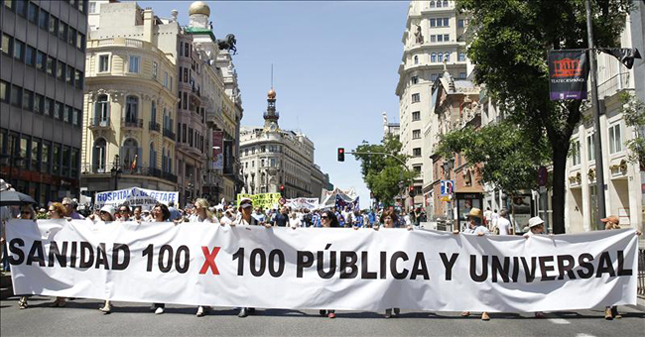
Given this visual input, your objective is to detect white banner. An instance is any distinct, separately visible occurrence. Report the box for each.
[94,187,179,209]
[6,220,638,312]
[285,198,320,211]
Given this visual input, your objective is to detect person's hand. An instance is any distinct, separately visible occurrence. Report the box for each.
[406,225,413,231]
[477,232,484,236]
[353,226,359,231]
[264,223,272,229]
[373,226,380,231]
[452,230,460,235]
[635,230,642,236]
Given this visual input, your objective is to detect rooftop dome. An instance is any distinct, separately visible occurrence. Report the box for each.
[189,1,210,16]
[267,89,276,99]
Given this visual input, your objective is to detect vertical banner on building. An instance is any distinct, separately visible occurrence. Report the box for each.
[223,140,233,174]
[548,49,589,100]
[212,131,223,170]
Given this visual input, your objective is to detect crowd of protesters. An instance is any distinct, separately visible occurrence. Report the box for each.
[0,179,639,321]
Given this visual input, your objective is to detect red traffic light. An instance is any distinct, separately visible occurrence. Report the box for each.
[337,148,345,162]
[280,185,284,191]
[409,186,414,192]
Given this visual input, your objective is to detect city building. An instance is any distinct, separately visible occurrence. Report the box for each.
[396,0,470,210]
[382,112,400,140]
[239,89,329,200]
[564,9,643,232]
[631,0,645,227]
[1,0,88,205]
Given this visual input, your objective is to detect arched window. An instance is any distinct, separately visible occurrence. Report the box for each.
[122,138,138,170]
[125,96,138,122]
[161,149,167,172]
[414,55,419,65]
[429,1,435,8]
[149,141,156,169]
[92,138,107,172]
[94,94,109,125]
[431,52,437,63]
[437,52,443,63]
[151,101,157,124]
[444,51,450,62]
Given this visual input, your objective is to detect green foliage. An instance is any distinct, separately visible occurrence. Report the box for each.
[354,135,416,205]
[437,121,550,194]
[456,0,633,233]
[619,92,645,170]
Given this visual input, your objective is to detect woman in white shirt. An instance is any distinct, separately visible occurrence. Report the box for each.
[189,199,217,317]
[288,211,301,229]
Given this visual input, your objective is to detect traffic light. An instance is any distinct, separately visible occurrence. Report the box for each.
[337,148,345,162]
[409,186,415,197]
[279,184,284,195]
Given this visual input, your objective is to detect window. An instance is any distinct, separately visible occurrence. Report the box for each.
[71,148,79,176]
[458,19,465,28]
[431,73,438,81]
[13,39,24,61]
[0,81,9,103]
[587,133,595,161]
[15,0,25,16]
[58,22,68,41]
[25,45,35,66]
[412,111,421,121]
[64,105,72,123]
[430,18,436,27]
[412,130,421,139]
[430,35,436,43]
[75,70,83,88]
[31,138,40,171]
[22,89,33,111]
[414,55,418,65]
[444,34,449,41]
[437,34,443,42]
[54,102,63,120]
[66,65,74,85]
[413,148,422,157]
[437,52,443,63]
[459,72,467,79]
[429,1,435,8]
[76,33,84,50]
[98,54,109,72]
[52,144,60,174]
[609,123,622,154]
[95,94,109,124]
[164,72,169,87]
[1,34,11,55]
[458,52,466,62]
[431,52,436,62]
[38,9,49,29]
[571,140,581,166]
[412,93,420,103]
[27,2,38,23]
[443,18,449,26]
[40,141,49,173]
[36,50,45,71]
[125,96,138,122]
[89,1,96,13]
[49,16,58,35]
[44,98,53,117]
[128,55,140,73]
[152,61,158,78]
[10,85,22,107]
[68,28,76,46]
[34,94,43,114]
[61,145,70,176]
[54,60,65,79]
[413,166,422,174]
[411,76,418,84]
[444,52,450,62]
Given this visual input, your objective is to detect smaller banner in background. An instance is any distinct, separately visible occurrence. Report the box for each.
[548,49,589,100]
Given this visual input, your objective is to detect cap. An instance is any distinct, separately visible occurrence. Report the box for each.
[600,215,619,224]
[100,205,115,218]
[239,197,253,209]
[528,216,545,228]
[467,208,482,219]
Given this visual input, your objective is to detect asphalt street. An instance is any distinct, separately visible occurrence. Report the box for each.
[1,296,644,336]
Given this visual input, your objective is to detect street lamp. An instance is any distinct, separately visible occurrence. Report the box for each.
[110,154,121,190]
[442,157,455,229]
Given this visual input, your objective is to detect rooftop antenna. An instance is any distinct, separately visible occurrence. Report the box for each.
[271,63,274,89]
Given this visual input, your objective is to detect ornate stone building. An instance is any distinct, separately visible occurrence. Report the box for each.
[239,89,329,200]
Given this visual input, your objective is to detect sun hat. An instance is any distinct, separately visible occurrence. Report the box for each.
[99,205,115,218]
[467,207,482,219]
[528,216,545,228]
[239,197,253,209]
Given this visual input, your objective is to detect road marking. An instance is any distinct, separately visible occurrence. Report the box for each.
[548,318,571,324]
[575,334,596,337]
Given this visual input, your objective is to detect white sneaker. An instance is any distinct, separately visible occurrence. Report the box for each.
[196,306,204,317]
[155,307,164,315]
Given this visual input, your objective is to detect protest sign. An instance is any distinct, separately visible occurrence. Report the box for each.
[285,198,320,211]
[236,193,282,209]
[94,187,178,209]
[6,220,638,312]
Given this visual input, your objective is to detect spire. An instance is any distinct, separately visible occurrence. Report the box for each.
[264,65,279,130]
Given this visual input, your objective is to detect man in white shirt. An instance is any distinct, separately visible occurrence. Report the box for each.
[483,207,493,228]
[496,209,513,235]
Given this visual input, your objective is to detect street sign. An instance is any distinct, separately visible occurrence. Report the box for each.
[538,166,548,186]
[440,196,451,202]
[440,180,454,196]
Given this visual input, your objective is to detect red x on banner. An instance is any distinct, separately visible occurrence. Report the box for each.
[199,246,220,275]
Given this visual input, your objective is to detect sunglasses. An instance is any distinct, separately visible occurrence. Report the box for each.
[119,210,129,213]
[21,211,31,215]
[100,211,109,215]
[321,216,329,219]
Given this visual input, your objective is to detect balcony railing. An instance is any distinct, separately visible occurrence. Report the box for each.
[163,128,175,140]
[122,119,143,129]
[149,121,161,132]
[81,163,177,184]
[89,118,110,129]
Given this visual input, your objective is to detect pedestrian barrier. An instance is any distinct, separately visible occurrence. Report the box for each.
[638,243,645,299]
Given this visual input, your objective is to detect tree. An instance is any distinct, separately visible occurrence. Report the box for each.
[437,121,550,225]
[618,92,645,170]
[459,0,633,233]
[354,135,416,206]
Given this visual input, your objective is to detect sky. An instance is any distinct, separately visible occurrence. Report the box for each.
[138,1,410,207]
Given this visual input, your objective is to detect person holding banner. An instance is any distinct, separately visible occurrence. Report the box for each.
[116,205,131,222]
[47,202,69,308]
[457,208,491,321]
[16,204,36,309]
[190,199,218,225]
[94,205,117,314]
[151,203,171,315]
[317,210,340,318]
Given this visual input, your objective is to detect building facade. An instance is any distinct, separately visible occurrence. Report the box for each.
[1,0,88,205]
[239,89,329,200]
[396,0,470,210]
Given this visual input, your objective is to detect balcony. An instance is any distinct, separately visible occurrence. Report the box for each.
[82,163,177,184]
[122,119,143,129]
[149,121,161,132]
[163,128,176,140]
[263,111,280,119]
[89,118,111,130]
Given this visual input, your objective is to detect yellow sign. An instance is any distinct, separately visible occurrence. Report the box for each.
[440,196,451,202]
[236,193,282,209]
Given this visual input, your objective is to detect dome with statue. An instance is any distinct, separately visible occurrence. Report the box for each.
[189,1,210,16]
